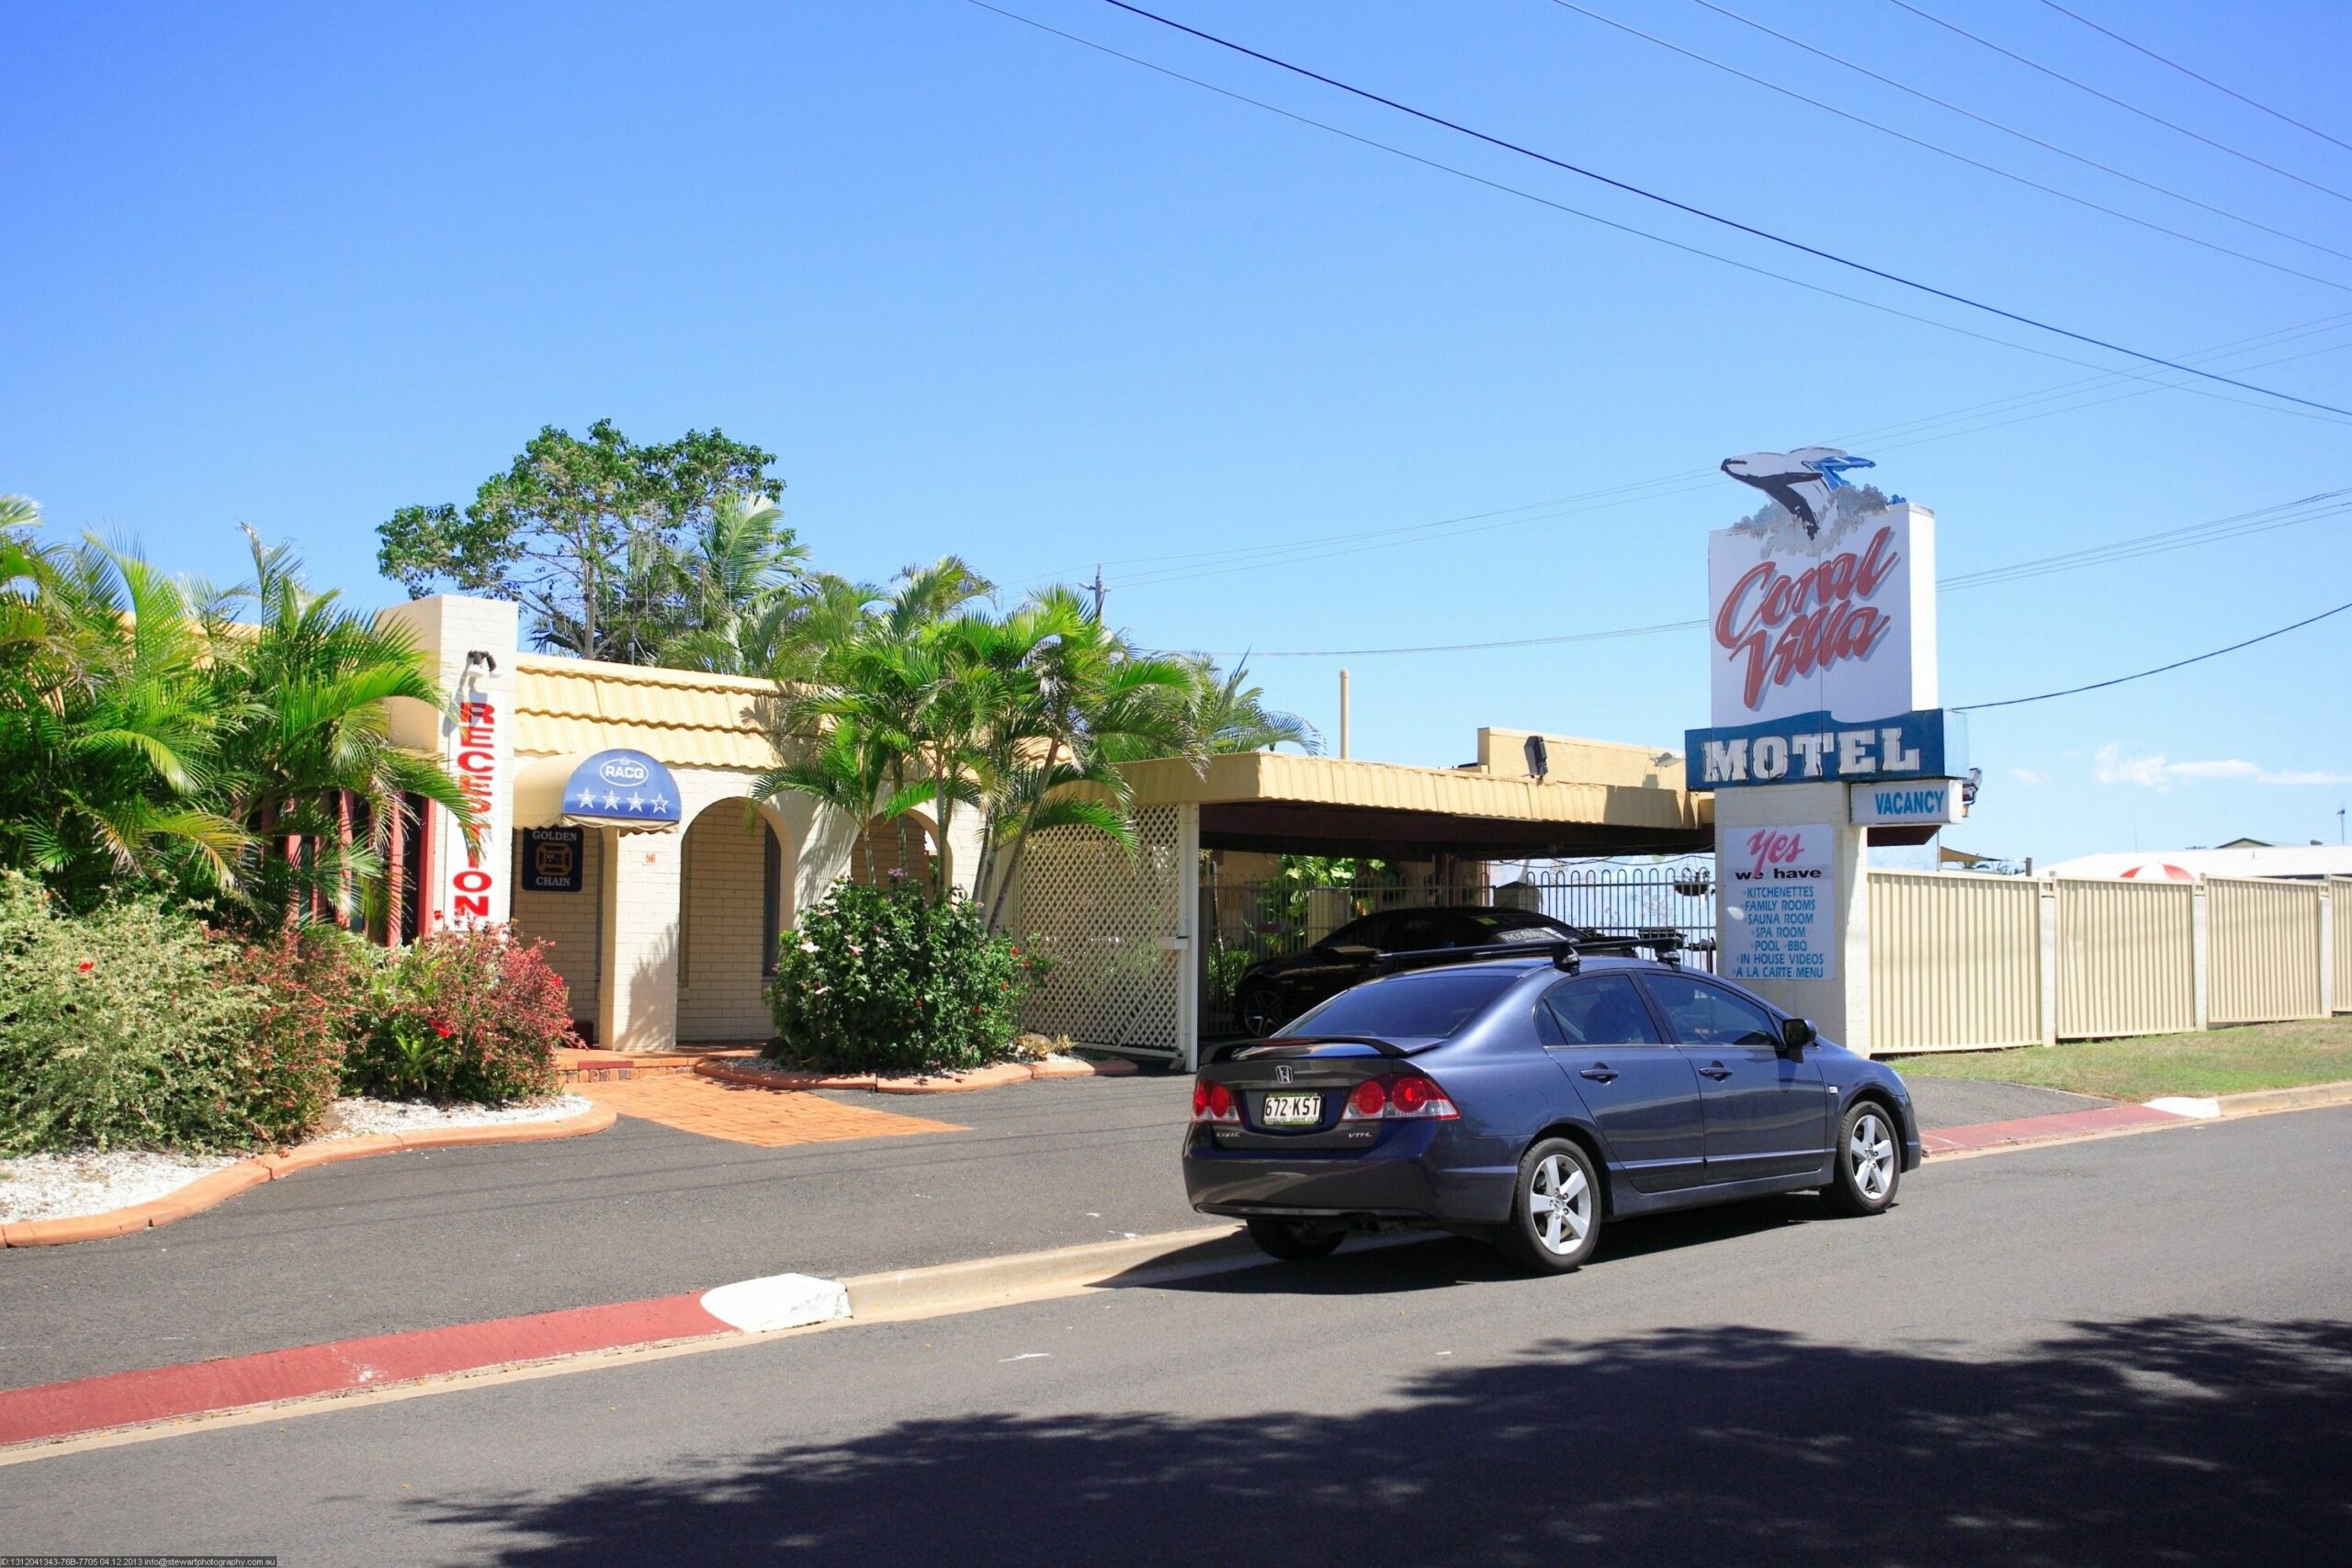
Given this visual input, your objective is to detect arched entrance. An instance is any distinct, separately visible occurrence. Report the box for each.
[847,811,941,891]
[678,799,791,1043]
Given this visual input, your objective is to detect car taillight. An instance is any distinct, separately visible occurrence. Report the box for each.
[1192,1077,1238,1123]
[1341,1071,1458,1122]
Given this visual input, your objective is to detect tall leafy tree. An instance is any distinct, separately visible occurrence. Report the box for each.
[377,419,785,662]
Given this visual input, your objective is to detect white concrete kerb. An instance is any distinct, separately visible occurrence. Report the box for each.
[699,1273,853,1334]
[2144,1096,2223,1121]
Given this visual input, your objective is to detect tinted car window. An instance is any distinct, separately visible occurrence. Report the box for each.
[1387,913,1451,951]
[1282,969,1521,1039]
[1322,914,1393,950]
[1643,973,1781,1046]
[1459,910,1566,945]
[1544,975,1664,1045]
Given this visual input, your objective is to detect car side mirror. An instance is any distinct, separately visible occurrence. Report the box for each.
[1326,943,1379,963]
[1780,1016,1816,1055]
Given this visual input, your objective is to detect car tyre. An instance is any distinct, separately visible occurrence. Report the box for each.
[1498,1137,1602,1274]
[1237,987,1287,1038]
[1245,1217,1345,1261]
[1825,1100,1900,1216]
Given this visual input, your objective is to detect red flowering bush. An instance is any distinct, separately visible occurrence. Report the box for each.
[218,926,366,1146]
[345,926,572,1102]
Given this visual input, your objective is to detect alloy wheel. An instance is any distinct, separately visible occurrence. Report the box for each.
[1527,1153,1592,1256]
[1849,1111,1894,1202]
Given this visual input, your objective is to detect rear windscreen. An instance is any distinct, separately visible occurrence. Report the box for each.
[1281,969,1521,1040]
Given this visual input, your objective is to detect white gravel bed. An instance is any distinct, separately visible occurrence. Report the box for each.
[0,1094,594,1225]
[0,1148,243,1226]
[322,1093,593,1138]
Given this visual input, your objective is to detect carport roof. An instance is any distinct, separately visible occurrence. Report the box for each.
[1118,752,1711,858]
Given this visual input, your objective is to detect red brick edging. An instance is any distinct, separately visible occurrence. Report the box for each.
[0,1106,619,1249]
[695,1055,1138,1095]
[1919,1102,2184,1156]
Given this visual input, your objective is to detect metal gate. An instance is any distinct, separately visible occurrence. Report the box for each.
[1197,864,1717,1038]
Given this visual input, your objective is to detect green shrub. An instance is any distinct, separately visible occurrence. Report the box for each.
[220,925,367,1146]
[767,882,1039,1074]
[0,871,265,1153]
[346,927,570,1102]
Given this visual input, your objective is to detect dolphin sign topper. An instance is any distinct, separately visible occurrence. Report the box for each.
[1720,448,1876,539]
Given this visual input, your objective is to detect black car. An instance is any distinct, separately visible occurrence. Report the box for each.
[1185,942,1921,1273]
[1230,905,1586,1037]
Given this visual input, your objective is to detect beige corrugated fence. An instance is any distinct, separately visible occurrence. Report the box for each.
[1868,870,2042,1054]
[2054,877,2196,1041]
[2335,879,2352,1014]
[2206,875,2324,1025]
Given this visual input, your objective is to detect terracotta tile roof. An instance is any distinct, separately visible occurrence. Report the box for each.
[512,654,782,772]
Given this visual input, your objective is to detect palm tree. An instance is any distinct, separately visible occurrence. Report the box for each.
[655,493,808,674]
[752,558,993,897]
[1125,656,1318,759]
[196,528,480,932]
[0,530,245,911]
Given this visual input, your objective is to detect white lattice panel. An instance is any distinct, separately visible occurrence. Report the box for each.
[1008,806,1185,1055]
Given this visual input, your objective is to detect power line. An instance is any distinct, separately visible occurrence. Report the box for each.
[1954,598,2352,711]
[2037,0,2352,158]
[1093,1,2352,419]
[1545,0,2352,294]
[1156,489,2352,656]
[1016,317,2352,594]
[1884,0,2352,205]
[1685,0,2352,268]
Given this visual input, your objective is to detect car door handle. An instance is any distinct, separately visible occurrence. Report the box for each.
[1698,1062,1734,1080]
[1579,1066,1619,1084]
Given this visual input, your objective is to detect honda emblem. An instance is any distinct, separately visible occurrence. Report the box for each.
[1274,1065,1292,1084]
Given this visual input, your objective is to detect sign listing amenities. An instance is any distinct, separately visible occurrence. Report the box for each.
[1723,825,1835,983]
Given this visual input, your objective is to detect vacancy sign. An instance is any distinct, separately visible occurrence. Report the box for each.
[1723,825,1834,982]
[1849,779,1966,828]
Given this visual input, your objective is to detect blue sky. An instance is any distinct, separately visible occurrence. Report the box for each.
[6,0,2348,863]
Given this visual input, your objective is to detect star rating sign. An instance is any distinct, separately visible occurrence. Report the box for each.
[602,790,621,810]
[572,787,600,809]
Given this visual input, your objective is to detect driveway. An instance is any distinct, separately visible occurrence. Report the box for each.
[0,1066,2089,1392]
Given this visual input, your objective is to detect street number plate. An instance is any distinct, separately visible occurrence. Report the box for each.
[1259,1092,1323,1126]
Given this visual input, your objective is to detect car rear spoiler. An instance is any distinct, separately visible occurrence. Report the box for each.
[1204,1035,1424,1066]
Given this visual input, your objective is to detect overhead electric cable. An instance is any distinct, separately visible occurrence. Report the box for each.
[1155,491,2352,656]
[1015,313,2352,591]
[1686,0,2352,267]
[1884,0,2352,205]
[1545,0,2352,293]
[2036,0,2352,157]
[1092,0,2352,419]
[1953,598,2352,710]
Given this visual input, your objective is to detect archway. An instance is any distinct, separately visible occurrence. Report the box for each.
[847,811,941,892]
[677,798,792,1044]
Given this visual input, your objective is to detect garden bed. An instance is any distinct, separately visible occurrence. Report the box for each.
[698,1053,1136,1095]
[0,1094,594,1228]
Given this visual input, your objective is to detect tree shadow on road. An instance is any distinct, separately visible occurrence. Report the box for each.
[434,1313,2351,1567]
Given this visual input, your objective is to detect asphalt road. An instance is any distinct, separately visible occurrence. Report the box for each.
[0,1071,2091,1391]
[4,1105,2344,1567]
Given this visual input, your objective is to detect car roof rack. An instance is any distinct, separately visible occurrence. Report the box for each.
[1361,929,1686,981]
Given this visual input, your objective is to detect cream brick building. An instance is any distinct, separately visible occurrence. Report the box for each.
[379,595,978,1052]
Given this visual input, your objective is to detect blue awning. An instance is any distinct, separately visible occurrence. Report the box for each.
[559,749,684,830]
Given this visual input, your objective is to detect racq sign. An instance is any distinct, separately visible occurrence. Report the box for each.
[1686,476,1957,791]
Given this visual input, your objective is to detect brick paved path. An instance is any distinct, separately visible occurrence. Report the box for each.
[581,1075,965,1147]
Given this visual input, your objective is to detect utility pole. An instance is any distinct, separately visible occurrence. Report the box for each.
[1340,668,1351,760]
[1087,567,1107,621]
